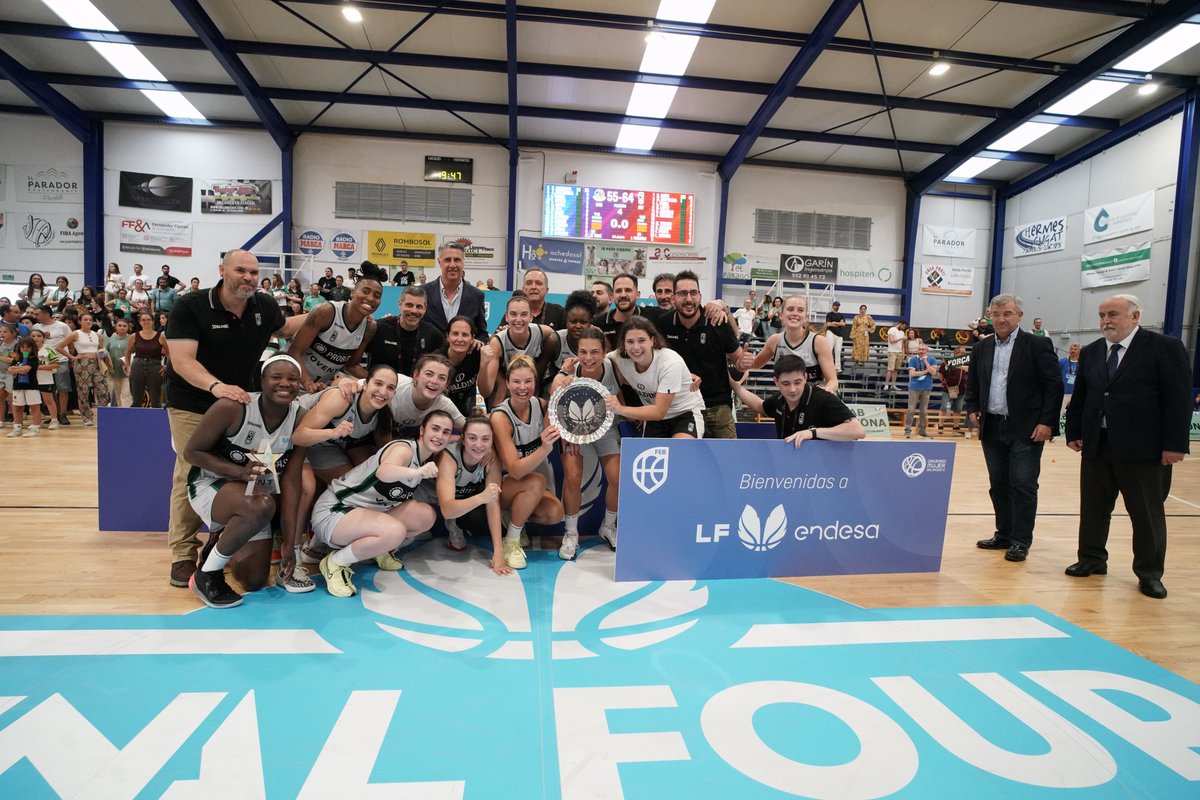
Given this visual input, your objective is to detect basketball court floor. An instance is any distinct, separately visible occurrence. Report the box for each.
[0,430,1197,798]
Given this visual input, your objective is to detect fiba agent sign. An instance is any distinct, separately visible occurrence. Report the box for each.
[779,253,839,283]
[618,440,955,580]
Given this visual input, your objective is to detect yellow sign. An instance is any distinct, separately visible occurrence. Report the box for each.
[366,230,436,267]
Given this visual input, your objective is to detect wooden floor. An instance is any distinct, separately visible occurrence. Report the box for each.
[1,422,1197,681]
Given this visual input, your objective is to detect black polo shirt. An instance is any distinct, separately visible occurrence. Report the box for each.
[657,311,740,408]
[825,310,846,338]
[591,304,666,351]
[318,276,337,298]
[165,281,286,414]
[368,317,445,377]
[762,385,854,440]
[393,270,416,286]
[531,301,567,331]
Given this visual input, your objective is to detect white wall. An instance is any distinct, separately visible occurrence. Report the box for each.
[913,194,993,328]
[1002,114,1187,350]
[0,113,85,290]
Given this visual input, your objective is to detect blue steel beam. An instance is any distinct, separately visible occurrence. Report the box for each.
[991,0,1158,16]
[900,189,919,322]
[506,0,519,290]
[1165,90,1199,339]
[0,50,93,142]
[0,21,1136,127]
[910,0,1200,195]
[714,175,731,301]
[1005,93,1187,197]
[989,194,1006,302]
[720,0,861,181]
[167,0,293,150]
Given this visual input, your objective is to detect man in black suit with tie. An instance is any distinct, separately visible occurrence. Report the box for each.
[964,294,1063,563]
[1063,294,1191,599]
[422,243,489,339]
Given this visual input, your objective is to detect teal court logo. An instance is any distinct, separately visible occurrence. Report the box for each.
[1,538,1198,798]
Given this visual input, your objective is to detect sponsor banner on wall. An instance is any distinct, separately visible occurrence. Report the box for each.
[119,217,193,257]
[520,236,584,274]
[920,263,974,296]
[779,253,839,283]
[648,246,705,264]
[118,171,193,213]
[200,179,272,214]
[16,165,82,203]
[846,403,891,439]
[1013,216,1066,257]
[1081,241,1151,288]
[1084,190,1154,245]
[616,439,954,581]
[722,252,777,280]
[17,212,84,249]
[0,165,6,199]
[294,228,363,263]
[367,230,436,267]
[921,225,977,259]
[582,243,648,278]
[445,235,504,267]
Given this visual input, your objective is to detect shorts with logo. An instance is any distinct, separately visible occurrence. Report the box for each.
[11,389,42,406]
[187,475,272,541]
[887,352,906,370]
[645,409,703,439]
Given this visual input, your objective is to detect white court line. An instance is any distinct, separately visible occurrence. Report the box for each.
[1167,493,1200,510]
[731,616,1068,649]
[0,629,341,657]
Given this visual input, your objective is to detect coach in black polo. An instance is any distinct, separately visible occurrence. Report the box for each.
[163,248,303,589]
[656,270,744,439]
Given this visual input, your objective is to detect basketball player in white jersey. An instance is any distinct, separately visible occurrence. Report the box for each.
[287,263,384,393]
[747,295,838,393]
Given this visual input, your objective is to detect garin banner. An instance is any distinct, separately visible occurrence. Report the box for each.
[616,439,954,581]
[118,171,193,213]
[779,253,839,283]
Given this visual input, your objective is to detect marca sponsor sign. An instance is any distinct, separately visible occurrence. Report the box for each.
[200,178,272,214]
[17,212,83,249]
[367,230,436,267]
[1084,190,1154,245]
[921,225,977,259]
[118,171,193,213]
[119,218,193,257]
[16,165,82,203]
[779,253,839,283]
[1081,241,1151,288]
[921,263,975,296]
[1013,216,1066,257]
[616,439,953,581]
[520,236,584,274]
[294,228,362,262]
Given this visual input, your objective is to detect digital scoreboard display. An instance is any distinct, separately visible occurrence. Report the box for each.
[542,183,694,245]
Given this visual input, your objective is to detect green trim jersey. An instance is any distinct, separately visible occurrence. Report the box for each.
[299,387,381,451]
[321,438,427,513]
[187,394,300,493]
[295,301,369,385]
[444,442,487,500]
[490,398,546,460]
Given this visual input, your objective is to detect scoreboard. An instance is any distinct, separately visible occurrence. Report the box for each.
[543,183,694,245]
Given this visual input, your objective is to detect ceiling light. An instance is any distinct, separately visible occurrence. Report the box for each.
[947,156,1000,181]
[1116,22,1200,72]
[928,61,950,77]
[342,3,363,22]
[141,90,206,120]
[1045,80,1124,116]
[616,124,661,151]
[625,84,679,118]
[1138,82,1159,95]
[988,121,1057,153]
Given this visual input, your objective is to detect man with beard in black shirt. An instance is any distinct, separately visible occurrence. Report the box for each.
[367,285,445,377]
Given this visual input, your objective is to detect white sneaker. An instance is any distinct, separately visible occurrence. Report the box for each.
[445,519,467,551]
[6,427,22,438]
[46,420,60,430]
[558,532,579,561]
[22,426,40,438]
[276,564,316,593]
[504,538,527,569]
[84,419,94,427]
[598,523,617,550]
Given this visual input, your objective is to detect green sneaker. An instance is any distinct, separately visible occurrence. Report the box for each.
[319,554,356,598]
[504,539,527,569]
[375,551,405,571]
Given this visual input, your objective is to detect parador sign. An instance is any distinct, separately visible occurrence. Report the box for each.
[16,166,82,203]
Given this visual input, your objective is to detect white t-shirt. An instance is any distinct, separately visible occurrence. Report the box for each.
[387,374,466,432]
[732,307,756,336]
[33,320,71,350]
[887,326,906,353]
[610,347,705,419]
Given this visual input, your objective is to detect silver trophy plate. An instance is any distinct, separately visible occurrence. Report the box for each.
[548,377,614,445]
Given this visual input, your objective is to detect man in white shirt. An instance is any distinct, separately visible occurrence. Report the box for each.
[885,319,908,390]
[732,297,757,346]
[32,305,72,425]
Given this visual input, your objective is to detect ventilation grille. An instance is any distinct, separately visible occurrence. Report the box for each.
[335,181,471,223]
[754,208,872,250]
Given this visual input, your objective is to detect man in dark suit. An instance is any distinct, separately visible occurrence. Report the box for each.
[1063,294,1191,599]
[422,243,489,339]
[964,294,1063,563]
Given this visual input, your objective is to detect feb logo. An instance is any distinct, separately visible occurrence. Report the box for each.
[902,453,927,477]
[632,446,669,494]
[366,542,706,659]
[738,504,788,552]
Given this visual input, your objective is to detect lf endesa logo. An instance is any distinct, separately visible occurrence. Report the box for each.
[696,504,881,549]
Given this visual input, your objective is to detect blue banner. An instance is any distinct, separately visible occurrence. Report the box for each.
[616,439,955,581]
[519,236,584,274]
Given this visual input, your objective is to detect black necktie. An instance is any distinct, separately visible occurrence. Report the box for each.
[1106,343,1122,380]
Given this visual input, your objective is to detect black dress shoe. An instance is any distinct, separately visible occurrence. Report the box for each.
[1004,543,1029,562]
[1138,579,1167,599]
[976,535,1011,550]
[1065,561,1107,577]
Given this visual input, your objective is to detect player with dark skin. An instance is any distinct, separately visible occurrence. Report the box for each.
[287,268,383,394]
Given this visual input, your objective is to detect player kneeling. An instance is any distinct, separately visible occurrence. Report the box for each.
[732,354,866,446]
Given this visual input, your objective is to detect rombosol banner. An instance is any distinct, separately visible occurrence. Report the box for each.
[1081,242,1151,288]
[1013,217,1066,257]
[921,225,977,259]
[1084,191,1154,245]
[367,231,436,267]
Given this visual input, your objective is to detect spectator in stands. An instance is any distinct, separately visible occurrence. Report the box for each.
[105,318,132,407]
[368,285,445,378]
[160,264,182,290]
[905,327,921,356]
[1031,317,1048,337]
[125,311,168,407]
[884,319,908,390]
[329,275,352,302]
[128,279,151,315]
[317,267,337,299]
[904,342,937,439]
[825,301,847,351]
[47,276,73,309]
[150,275,179,316]
[939,345,971,437]
[732,354,864,447]
[104,263,125,300]
[392,260,416,287]
[285,278,305,316]
[31,305,72,426]
[766,296,784,333]
[850,304,875,365]
[303,282,325,312]
[1060,342,1080,415]
[107,288,132,321]
[733,297,757,346]
[1,305,29,337]
[180,277,201,296]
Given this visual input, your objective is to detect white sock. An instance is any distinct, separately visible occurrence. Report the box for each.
[603,509,618,527]
[331,543,359,567]
[564,514,579,534]
[202,548,230,573]
[506,522,523,542]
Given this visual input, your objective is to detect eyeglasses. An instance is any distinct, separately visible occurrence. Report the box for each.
[675,290,701,298]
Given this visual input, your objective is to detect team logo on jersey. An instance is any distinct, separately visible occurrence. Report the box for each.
[632,446,669,495]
